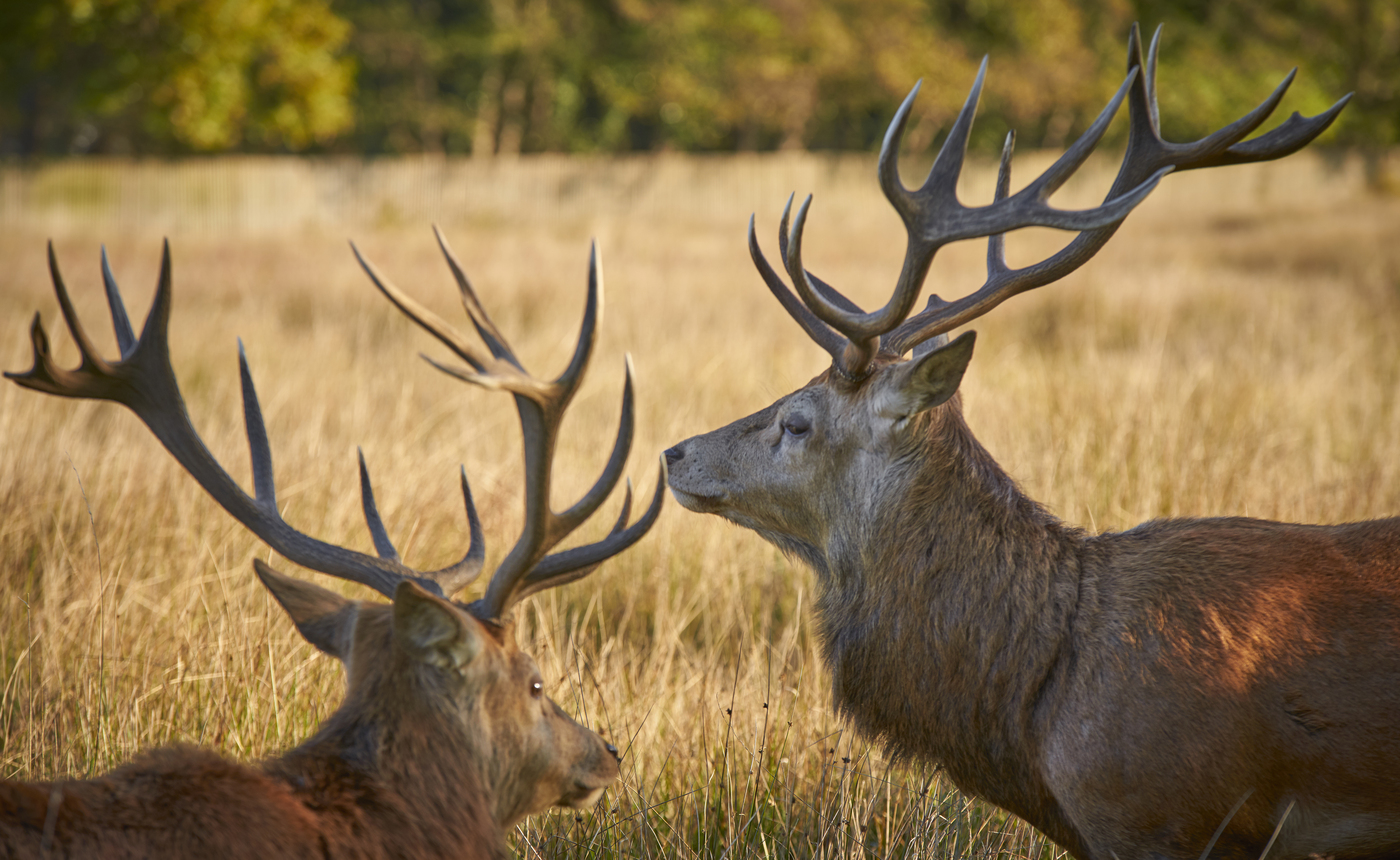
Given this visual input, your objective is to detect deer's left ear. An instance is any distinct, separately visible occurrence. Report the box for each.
[877,331,977,421]
[392,580,485,671]
[254,559,358,660]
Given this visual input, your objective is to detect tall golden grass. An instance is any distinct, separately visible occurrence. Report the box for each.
[2,151,1399,858]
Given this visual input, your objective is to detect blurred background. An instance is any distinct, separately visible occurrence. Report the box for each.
[1,0,1394,165]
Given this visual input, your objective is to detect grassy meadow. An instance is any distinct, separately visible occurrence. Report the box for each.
[2,149,1399,858]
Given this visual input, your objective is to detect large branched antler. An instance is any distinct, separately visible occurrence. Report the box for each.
[751,24,1351,379]
[354,228,665,619]
[7,234,664,621]
[7,241,480,599]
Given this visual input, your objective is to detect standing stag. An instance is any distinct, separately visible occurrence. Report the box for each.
[3,231,664,859]
[663,26,1393,860]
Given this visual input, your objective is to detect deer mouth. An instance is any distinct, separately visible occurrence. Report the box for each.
[558,780,609,809]
[668,485,727,514]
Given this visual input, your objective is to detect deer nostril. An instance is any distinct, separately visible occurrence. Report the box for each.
[664,445,684,466]
[605,741,620,760]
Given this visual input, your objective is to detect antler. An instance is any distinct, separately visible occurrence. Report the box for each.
[353,227,665,620]
[7,235,664,621]
[752,24,1351,378]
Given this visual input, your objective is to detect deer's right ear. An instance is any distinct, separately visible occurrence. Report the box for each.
[392,580,484,671]
[254,559,358,660]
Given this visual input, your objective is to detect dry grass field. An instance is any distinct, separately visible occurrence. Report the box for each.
[2,150,1399,858]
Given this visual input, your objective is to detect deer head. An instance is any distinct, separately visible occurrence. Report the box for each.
[7,229,665,831]
[665,25,1349,572]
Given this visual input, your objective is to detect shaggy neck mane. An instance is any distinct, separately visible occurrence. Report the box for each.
[815,399,1086,838]
[266,628,506,860]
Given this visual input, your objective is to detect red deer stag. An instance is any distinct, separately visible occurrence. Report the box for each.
[3,230,664,859]
[663,26,1387,860]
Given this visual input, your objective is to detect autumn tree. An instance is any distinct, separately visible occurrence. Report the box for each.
[0,0,354,155]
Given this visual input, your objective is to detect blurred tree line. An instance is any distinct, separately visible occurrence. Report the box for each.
[0,0,1393,158]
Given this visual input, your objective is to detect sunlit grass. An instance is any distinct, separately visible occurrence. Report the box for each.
[2,152,1398,858]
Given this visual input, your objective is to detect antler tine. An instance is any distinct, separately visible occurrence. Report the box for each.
[351,241,553,401]
[884,22,1350,356]
[7,243,487,600]
[877,79,927,220]
[555,241,604,398]
[356,444,487,595]
[747,213,847,361]
[506,459,668,605]
[358,448,400,562]
[554,353,635,534]
[433,225,523,370]
[774,195,867,316]
[100,245,137,360]
[476,247,644,619]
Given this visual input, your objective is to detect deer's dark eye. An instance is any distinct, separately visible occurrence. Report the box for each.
[782,415,811,438]
[530,680,544,698]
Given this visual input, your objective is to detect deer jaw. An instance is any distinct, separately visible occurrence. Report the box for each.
[445,621,620,828]
[667,334,976,579]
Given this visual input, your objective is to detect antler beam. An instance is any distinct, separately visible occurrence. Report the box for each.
[353,229,666,619]
[6,241,484,599]
[8,234,665,621]
[750,24,1351,378]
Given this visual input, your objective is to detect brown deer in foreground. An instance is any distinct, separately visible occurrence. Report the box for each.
[3,231,664,859]
[663,26,1392,860]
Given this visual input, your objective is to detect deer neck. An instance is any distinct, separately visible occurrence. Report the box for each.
[268,663,504,858]
[813,402,1084,821]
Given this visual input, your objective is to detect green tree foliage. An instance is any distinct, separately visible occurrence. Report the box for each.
[2,0,1392,156]
[0,0,353,155]
[337,0,1139,154]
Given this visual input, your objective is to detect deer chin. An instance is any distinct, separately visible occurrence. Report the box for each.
[667,484,727,514]
[558,781,609,809]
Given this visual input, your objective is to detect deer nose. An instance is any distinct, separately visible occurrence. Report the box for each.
[664,445,684,466]
[605,741,620,761]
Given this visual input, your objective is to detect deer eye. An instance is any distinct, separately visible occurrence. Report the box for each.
[781,415,811,438]
[530,679,544,698]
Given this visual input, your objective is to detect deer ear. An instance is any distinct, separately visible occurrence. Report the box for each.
[254,559,358,660]
[392,580,484,670]
[879,331,977,420]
